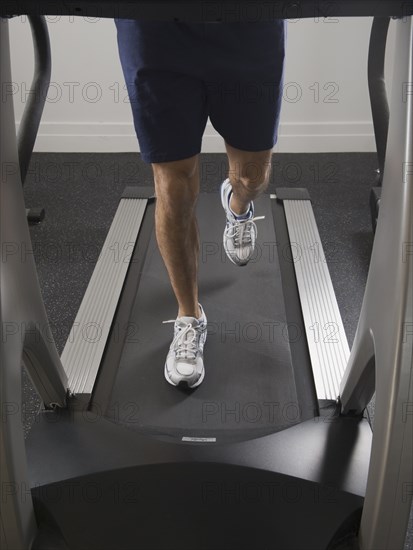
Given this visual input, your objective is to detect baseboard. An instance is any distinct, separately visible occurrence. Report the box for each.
[21,120,376,154]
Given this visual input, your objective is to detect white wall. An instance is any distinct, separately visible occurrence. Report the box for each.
[8,15,396,154]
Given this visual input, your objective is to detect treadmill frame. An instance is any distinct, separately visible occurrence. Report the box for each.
[1,3,412,549]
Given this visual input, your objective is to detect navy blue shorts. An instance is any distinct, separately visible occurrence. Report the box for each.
[114,20,286,164]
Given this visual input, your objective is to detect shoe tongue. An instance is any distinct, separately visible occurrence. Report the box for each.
[177,316,199,327]
[176,317,198,349]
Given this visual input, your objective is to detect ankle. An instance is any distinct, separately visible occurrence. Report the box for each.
[178,304,201,319]
[229,193,251,217]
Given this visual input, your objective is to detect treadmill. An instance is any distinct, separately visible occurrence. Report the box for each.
[1,2,412,549]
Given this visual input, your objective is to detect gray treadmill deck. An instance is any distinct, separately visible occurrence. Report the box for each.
[104,193,317,441]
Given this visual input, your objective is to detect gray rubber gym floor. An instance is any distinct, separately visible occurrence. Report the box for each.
[22,151,412,549]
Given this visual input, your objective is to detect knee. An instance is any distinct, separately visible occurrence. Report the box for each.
[235,168,271,193]
[153,157,199,214]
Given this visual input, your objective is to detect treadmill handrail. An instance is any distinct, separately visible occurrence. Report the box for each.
[17,15,51,185]
[0,0,412,19]
[368,16,391,185]
[340,16,413,550]
[0,19,67,550]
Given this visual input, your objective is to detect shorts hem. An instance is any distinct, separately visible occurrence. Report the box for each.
[223,137,277,153]
[141,149,202,164]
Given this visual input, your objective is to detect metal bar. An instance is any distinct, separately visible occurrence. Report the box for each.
[17,15,51,185]
[282,199,350,400]
[0,17,67,550]
[339,16,413,549]
[0,1,411,19]
[368,16,390,185]
[61,196,148,401]
[1,18,38,550]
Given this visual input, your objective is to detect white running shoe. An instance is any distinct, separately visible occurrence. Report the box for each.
[163,303,207,388]
[220,178,265,266]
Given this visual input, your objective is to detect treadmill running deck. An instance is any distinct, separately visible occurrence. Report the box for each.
[105,193,317,441]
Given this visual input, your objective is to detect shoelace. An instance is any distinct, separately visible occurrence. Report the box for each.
[162,320,200,361]
[224,215,265,247]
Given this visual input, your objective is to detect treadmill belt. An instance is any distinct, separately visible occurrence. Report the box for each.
[107,193,305,442]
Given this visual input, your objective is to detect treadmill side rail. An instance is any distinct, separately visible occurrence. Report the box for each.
[60,192,150,401]
[275,193,350,400]
[340,17,413,550]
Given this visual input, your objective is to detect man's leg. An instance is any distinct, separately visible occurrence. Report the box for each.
[225,142,273,214]
[152,154,201,320]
